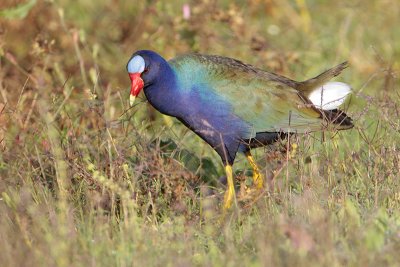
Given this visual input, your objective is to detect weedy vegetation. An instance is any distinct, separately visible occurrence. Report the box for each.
[0,0,399,266]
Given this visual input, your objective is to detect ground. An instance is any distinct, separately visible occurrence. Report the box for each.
[0,0,400,266]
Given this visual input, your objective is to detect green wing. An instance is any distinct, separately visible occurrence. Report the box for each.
[170,54,324,136]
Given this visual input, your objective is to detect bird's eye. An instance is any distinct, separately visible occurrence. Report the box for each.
[143,68,149,74]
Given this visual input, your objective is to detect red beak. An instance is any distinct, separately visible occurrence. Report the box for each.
[129,72,144,106]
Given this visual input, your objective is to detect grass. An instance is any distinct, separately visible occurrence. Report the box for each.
[1,0,400,266]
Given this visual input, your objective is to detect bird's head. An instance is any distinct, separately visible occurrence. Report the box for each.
[126,50,166,106]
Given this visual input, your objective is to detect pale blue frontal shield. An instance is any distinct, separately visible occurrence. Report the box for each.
[127,55,145,73]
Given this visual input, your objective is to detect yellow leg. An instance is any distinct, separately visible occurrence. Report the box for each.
[245,151,263,189]
[223,165,235,211]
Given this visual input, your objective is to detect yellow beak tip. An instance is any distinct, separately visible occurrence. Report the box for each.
[129,95,136,107]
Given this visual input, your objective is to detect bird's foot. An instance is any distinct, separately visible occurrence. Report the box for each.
[222,164,236,212]
[252,170,264,189]
[245,151,264,190]
[239,152,266,208]
[223,186,235,211]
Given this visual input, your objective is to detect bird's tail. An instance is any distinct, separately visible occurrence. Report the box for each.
[296,62,353,129]
[297,62,352,111]
[297,61,349,93]
[321,109,354,130]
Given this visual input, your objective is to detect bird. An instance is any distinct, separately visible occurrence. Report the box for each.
[127,50,353,211]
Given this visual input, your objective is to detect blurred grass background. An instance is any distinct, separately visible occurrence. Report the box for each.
[0,0,400,266]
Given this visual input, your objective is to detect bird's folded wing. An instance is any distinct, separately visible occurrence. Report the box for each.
[213,78,324,134]
[170,54,325,135]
